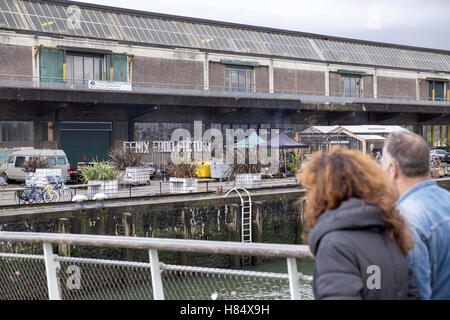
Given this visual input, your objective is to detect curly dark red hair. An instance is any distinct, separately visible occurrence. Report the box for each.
[298,146,413,255]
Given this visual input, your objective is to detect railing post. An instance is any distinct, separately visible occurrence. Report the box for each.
[149,249,165,300]
[286,258,301,300]
[43,243,61,300]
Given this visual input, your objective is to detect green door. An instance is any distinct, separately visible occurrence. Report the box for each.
[429,81,445,101]
[40,48,64,83]
[59,123,112,168]
[106,54,128,82]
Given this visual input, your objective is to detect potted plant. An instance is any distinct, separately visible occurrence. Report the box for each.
[108,147,149,185]
[23,157,60,186]
[224,149,262,189]
[166,162,199,193]
[81,161,118,199]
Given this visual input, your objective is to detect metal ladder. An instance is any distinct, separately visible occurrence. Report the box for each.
[223,187,253,266]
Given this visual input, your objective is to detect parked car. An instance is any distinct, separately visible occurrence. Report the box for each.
[430,149,448,163]
[444,152,450,163]
[2,149,70,183]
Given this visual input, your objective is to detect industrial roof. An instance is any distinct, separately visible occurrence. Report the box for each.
[1,0,450,72]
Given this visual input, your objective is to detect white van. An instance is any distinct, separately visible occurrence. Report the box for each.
[2,149,70,182]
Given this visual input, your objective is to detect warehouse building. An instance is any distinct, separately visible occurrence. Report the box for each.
[0,0,449,166]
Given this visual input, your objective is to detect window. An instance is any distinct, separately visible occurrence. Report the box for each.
[15,157,25,168]
[58,157,67,165]
[0,121,34,142]
[48,157,57,166]
[66,53,104,84]
[225,67,253,92]
[341,76,361,97]
[7,156,14,164]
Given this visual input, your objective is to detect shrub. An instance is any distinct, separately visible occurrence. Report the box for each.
[81,161,117,183]
[166,162,198,178]
[108,147,144,171]
[22,157,50,173]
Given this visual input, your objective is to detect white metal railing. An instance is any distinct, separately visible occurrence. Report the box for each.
[0,232,314,301]
[0,73,449,105]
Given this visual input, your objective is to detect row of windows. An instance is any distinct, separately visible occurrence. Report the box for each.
[0,121,33,142]
[0,0,449,71]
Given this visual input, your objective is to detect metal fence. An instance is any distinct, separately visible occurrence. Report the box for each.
[1,73,449,106]
[0,232,314,300]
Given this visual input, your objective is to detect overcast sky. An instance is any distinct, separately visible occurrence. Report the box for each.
[74,0,450,50]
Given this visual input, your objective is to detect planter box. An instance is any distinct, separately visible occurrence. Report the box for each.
[210,160,230,180]
[88,180,118,200]
[124,167,151,185]
[169,178,198,193]
[235,173,262,189]
[26,168,62,187]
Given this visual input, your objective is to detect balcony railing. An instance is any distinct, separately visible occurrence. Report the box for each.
[0,231,314,300]
[0,73,449,106]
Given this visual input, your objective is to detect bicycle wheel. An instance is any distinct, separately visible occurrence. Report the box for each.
[14,190,24,204]
[60,186,73,202]
[43,189,59,203]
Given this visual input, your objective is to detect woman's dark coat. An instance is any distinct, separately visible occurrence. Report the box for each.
[308,198,421,300]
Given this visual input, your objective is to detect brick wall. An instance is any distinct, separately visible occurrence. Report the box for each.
[273,68,296,92]
[209,62,225,89]
[254,66,270,91]
[362,75,373,97]
[0,44,33,81]
[132,56,203,89]
[274,68,325,94]
[329,72,341,96]
[377,76,416,99]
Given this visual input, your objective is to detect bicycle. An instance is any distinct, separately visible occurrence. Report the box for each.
[14,183,59,204]
[46,175,73,202]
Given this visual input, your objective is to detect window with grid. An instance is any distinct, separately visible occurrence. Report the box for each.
[225,67,254,92]
[341,76,361,97]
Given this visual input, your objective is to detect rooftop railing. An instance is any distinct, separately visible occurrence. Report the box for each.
[0,231,314,300]
[0,74,449,106]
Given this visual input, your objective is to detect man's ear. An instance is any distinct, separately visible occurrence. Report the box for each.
[390,161,399,180]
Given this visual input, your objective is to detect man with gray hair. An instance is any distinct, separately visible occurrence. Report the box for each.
[382,131,450,300]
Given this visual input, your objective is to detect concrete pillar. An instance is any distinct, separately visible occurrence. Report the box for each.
[413,123,423,137]
[325,65,330,97]
[373,69,377,99]
[269,58,274,94]
[416,76,420,101]
[204,53,209,90]
[127,119,135,141]
[33,120,44,149]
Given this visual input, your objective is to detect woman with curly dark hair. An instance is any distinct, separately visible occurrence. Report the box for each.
[298,146,420,300]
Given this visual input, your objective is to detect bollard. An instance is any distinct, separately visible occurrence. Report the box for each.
[93,193,108,208]
[159,181,162,194]
[72,194,87,210]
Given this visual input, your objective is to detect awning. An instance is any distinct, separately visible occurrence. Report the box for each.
[337,69,367,76]
[220,59,260,67]
[234,132,266,148]
[268,132,309,149]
